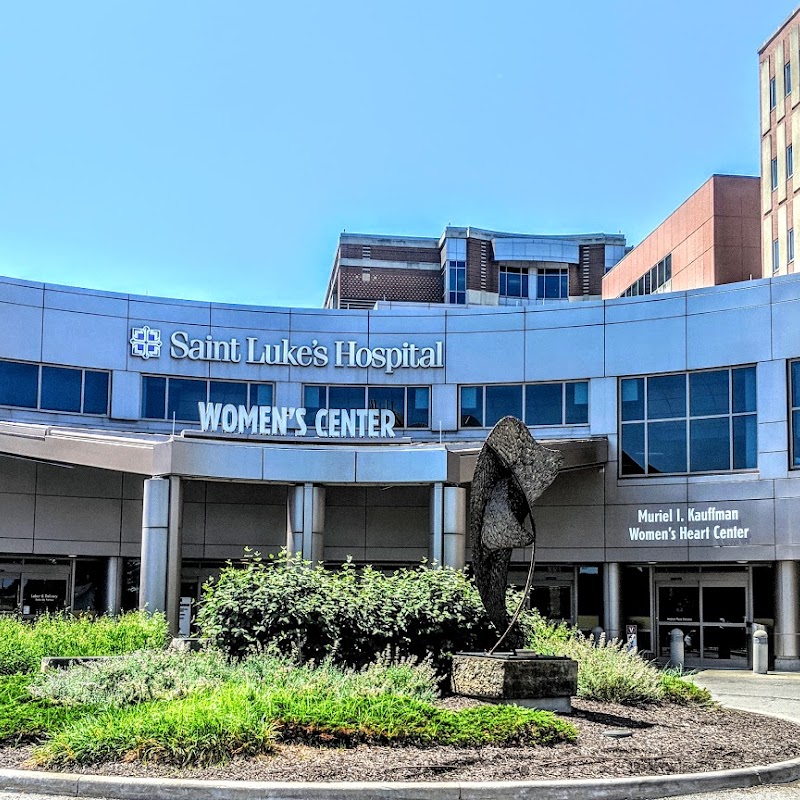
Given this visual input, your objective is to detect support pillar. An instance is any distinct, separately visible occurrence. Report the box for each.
[286,484,325,562]
[775,560,800,671]
[139,477,182,635]
[105,556,123,616]
[430,484,467,569]
[603,562,622,641]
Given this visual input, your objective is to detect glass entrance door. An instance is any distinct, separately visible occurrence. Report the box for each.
[656,574,750,667]
[0,565,70,617]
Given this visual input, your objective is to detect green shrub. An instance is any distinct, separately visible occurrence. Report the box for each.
[659,669,714,706]
[196,551,496,674]
[0,611,169,675]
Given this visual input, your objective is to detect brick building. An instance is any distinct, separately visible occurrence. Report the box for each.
[324,228,627,309]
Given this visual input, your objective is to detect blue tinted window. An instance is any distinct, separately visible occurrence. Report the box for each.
[142,376,166,419]
[526,383,562,425]
[621,423,646,475]
[250,384,273,406]
[368,387,405,426]
[304,386,326,419]
[794,410,800,467]
[167,378,205,422]
[648,420,687,474]
[0,360,38,408]
[648,374,686,419]
[406,387,430,428]
[209,381,247,407]
[690,417,730,472]
[732,367,757,414]
[621,378,644,421]
[733,414,757,470]
[565,382,589,424]
[40,366,82,412]
[485,385,522,427]
[460,386,483,427]
[329,386,365,411]
[83,371,109,414]
[690,370,729,416]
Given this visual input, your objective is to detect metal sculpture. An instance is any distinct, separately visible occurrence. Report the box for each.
[469,416,563,650]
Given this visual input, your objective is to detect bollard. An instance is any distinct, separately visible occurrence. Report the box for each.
[670,628,685,669]
[753,629,769,674]
[591,626,605,646]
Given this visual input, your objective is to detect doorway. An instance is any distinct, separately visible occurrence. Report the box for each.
[655,570,750,668]
[0,564,71,617]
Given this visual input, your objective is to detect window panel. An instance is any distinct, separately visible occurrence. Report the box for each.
[621,378,644,421]
[794,410,800,467]
[83,371,109,414]
[733,414,758,470]
[167,378,206,423]
[485,385,522,427]
[621,423,646,475]
[648,420,687,474]
[732,367,757,414]
[406,387,430,428]
[565,381,589,424]
[304,386,326,419]
[209,381,247,407]
[39,366,82,413]
[251,383,273,406]
[328,386,365,411]
[647,374,686,419]
[0,360,38,408]
[690,417,731,472]
[689,370,729,416]
[526,383,563,425]
[368,386,405,427]
[142,376,167,419]
[460,386,483,427]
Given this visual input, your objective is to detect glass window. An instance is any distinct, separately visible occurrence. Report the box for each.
[565,381,589,424]
[733,414,758,470]
[772,159,779,191]
[526,383,563,425]
[732,367,757,413]
[368,387,405,427]
[786,61,792,95]
[167,378,206,423]
[83,371,109,414]
[485,385,522,427]
[648,420,687,474]
[209,381,247,407]
[690,417,731,473]
[142,376,166,419]
[537,268,568,299]
[304,386,326,419]
[648,374,686,419]
[788,144,794,178]
[39,366,81,412]
[406,387,430,428]
[621,423,646,475]
[773,238,780,271]
[460,386,483,427]
[690,370,729,417]
[328,386,365,411]
[250,383,273,407]
[621,378,644,421]
[770,76,777,109]
[0,360,38,408]
[499,266,528,298]
[794,409,800,468]
[790,228,795,263]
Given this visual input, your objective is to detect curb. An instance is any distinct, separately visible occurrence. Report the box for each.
[1,756,800,800]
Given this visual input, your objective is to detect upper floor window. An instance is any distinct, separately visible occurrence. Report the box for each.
[444,238,467,305]
[460,381,588,428]
[142,377,273,422]
[785,61,792,95]
[788,144,794,178]
[770,76,777,108]
[619,367,757,476]
[622,254,672,297]
[0,359,109,415]
[499,265,529,298]
[790,361,800,467]
[773,239,780,272]
[772,157,779,190]
[790,228,795,263]
[537,268,568,299]
[303,385,430,429]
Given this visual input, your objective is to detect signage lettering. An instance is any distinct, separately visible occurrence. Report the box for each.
[627,506,750,544]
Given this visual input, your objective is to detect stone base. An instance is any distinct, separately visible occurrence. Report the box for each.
[451,652,578,713]
[774,657,800,672]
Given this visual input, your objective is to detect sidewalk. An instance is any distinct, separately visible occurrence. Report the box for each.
[690,669,800,725]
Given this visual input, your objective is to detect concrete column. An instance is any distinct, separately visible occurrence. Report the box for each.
[105,556,123,616]
[775,560,800,671]
[286,484,325,562]
[603,562,622,641]
[165,476,183,637]
[139,478,169,614]
[443,486,467,570]
[429,483,444,565]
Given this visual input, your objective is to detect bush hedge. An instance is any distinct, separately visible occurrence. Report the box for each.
[196,551,497,673]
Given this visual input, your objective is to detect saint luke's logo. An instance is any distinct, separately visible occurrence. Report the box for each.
[130,326,162,360]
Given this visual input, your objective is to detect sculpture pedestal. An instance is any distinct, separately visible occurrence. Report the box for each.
[451,652,578,713]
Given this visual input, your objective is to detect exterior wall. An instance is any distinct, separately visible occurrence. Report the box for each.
[759,9,800,277]
[602,176,761,298]
[338,265,442,305]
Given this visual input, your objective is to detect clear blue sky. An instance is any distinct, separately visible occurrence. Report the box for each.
[0,1,795,308]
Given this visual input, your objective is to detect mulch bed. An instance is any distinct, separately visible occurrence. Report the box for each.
[2,699,799,782]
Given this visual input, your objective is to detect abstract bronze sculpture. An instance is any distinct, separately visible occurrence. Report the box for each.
[469,416,563,649]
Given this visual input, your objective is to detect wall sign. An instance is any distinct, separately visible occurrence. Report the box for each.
[627,506,750,544]
[130,327,444,374]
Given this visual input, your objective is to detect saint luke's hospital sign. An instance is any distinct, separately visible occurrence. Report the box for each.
[130,326,444,374]
[129,326,444,440]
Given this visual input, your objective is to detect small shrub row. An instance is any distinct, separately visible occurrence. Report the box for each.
[0,611,169,675]
[196,550,497,674]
